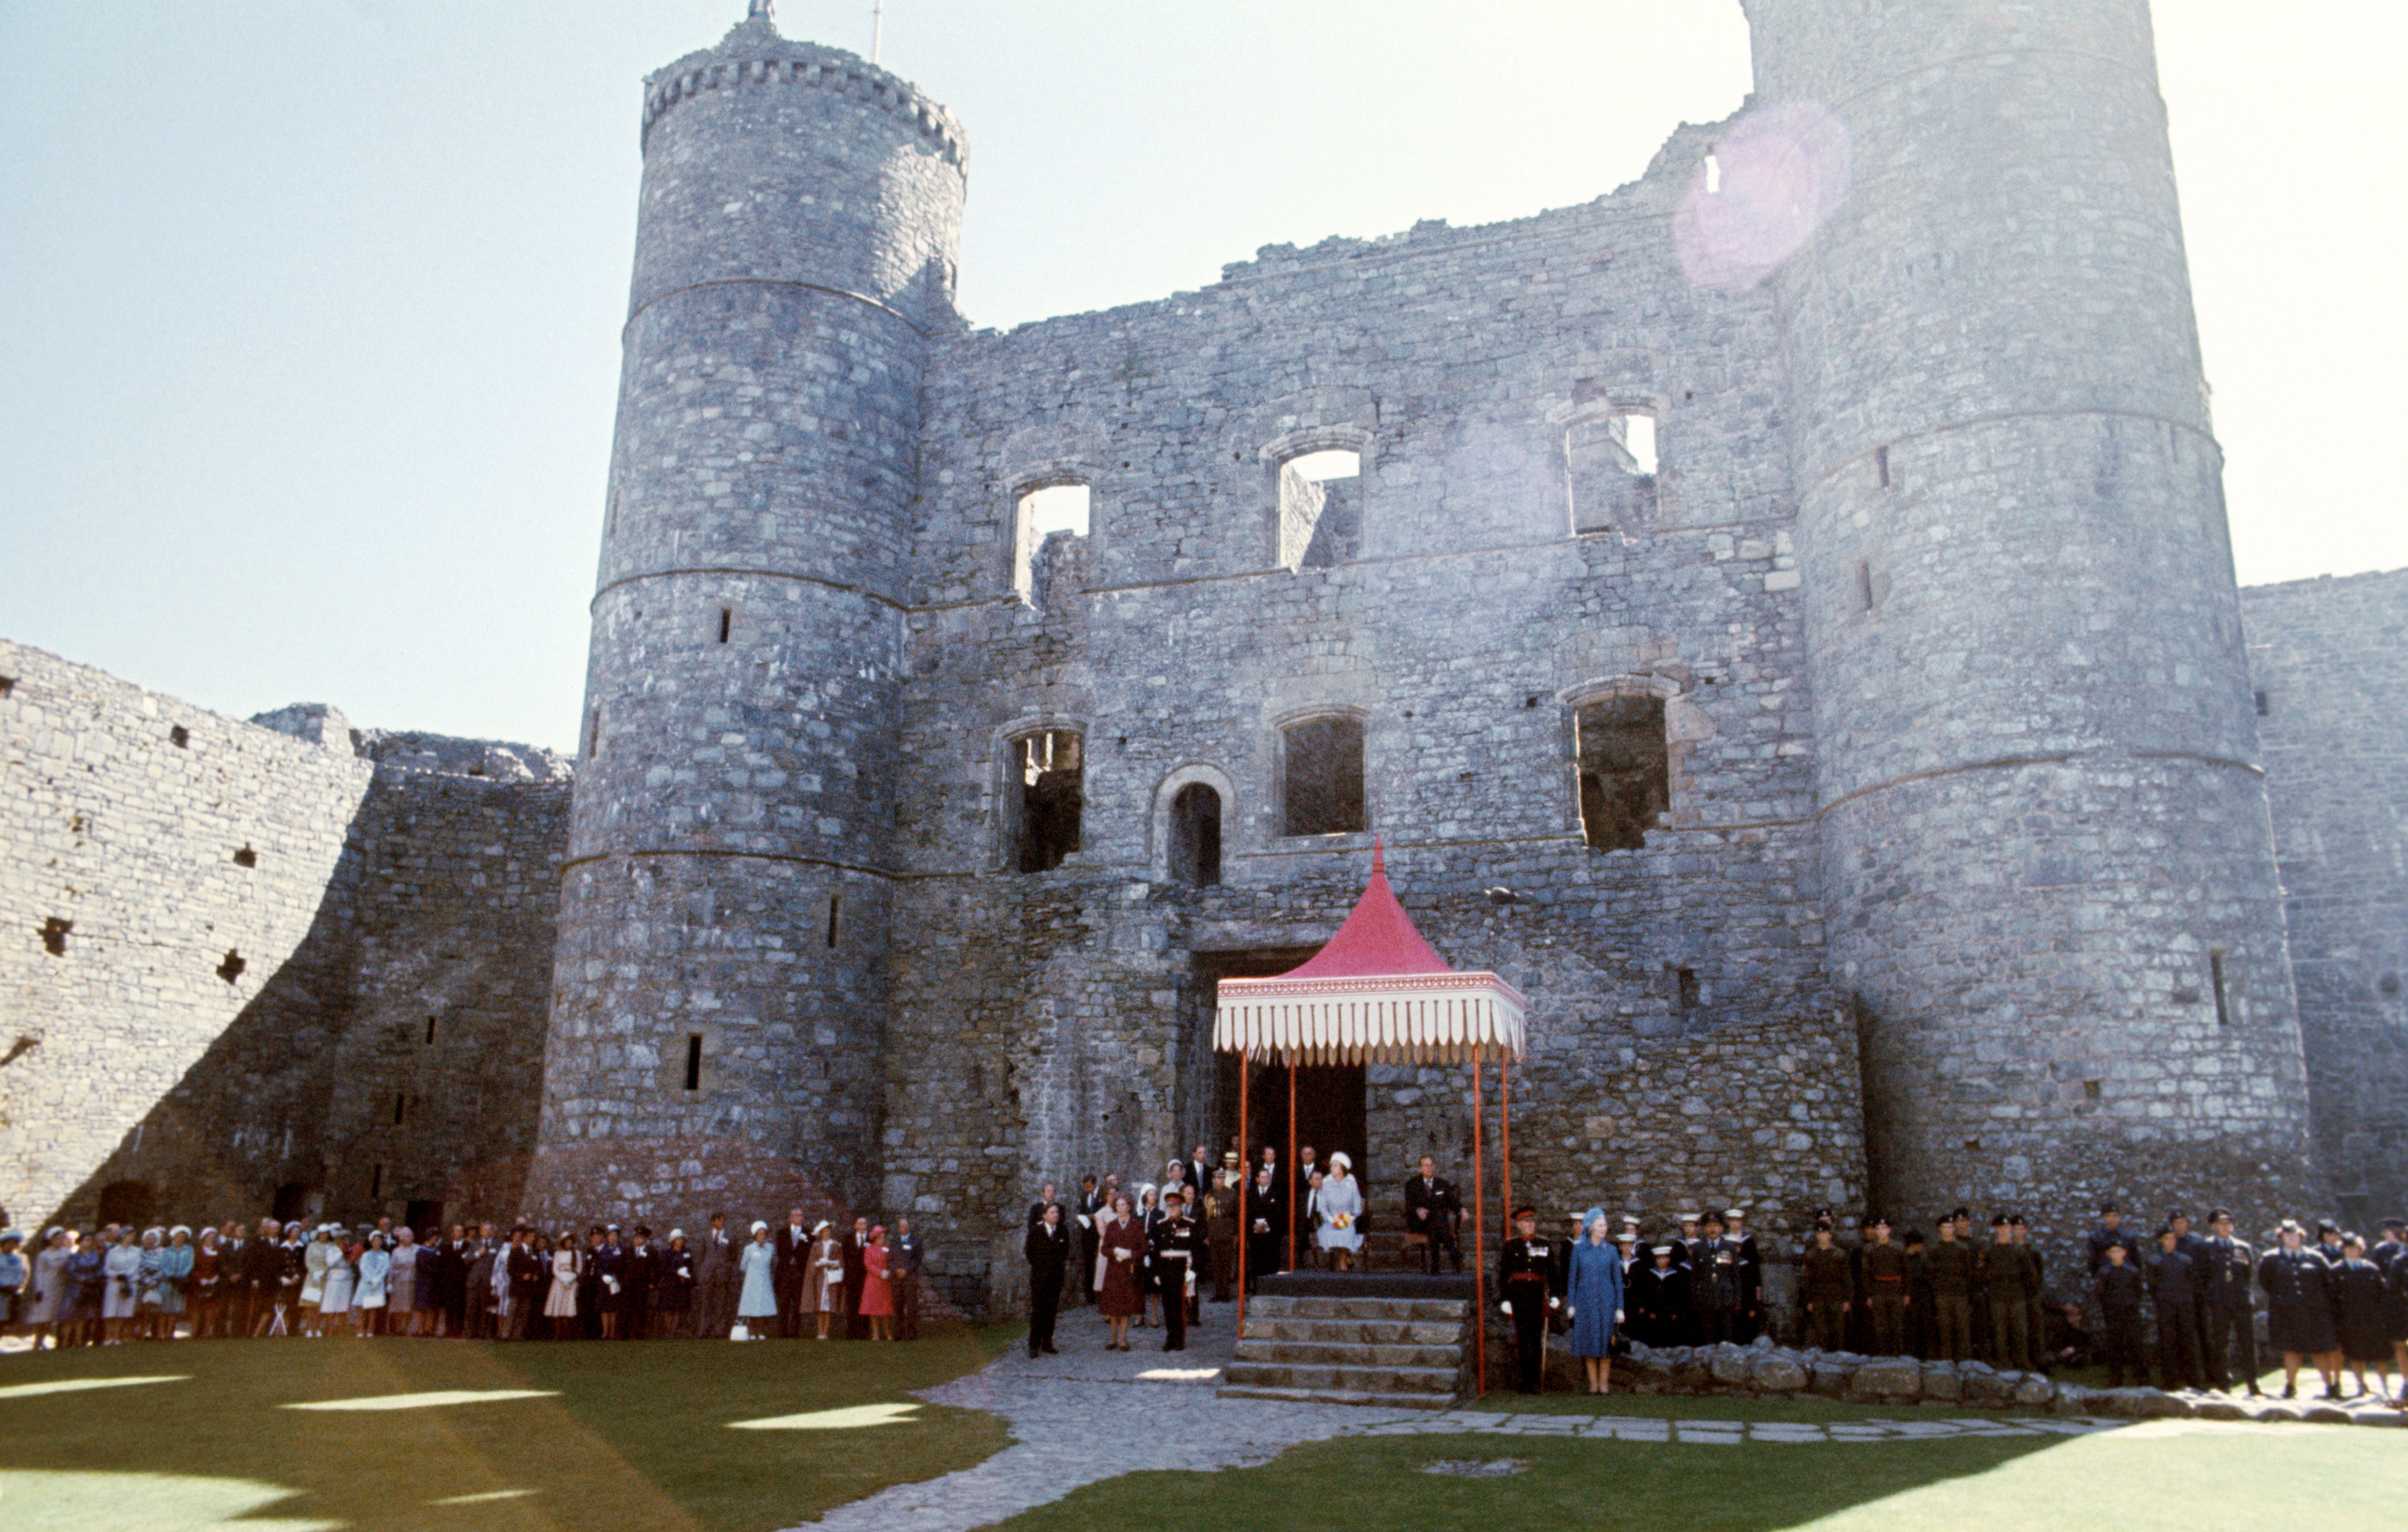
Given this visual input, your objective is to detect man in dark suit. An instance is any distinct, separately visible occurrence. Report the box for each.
[216,1222,253,1339]
[890,1217,925,1340]
[624,1226,659,1338]
[1403,1155,1463,1275]
[505,1226,546,1340]
[844,1216,872,1339]
[773,1207,812,1339]
[1244,1162,1283,1279]
[1026,1183,1061,1237]
[1074,1178,1105,1306]
[431,1223,469,1338]
[1188,1146,1214,1204]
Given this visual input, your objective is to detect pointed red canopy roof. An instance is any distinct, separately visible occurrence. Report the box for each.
[1279,840,1452,979]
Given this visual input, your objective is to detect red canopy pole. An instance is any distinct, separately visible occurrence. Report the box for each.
[1500,1052,1514,1248]
[1237,1052,1249,1332]
[1286,1058,1298,1271]
[1470,1050,1487,1398]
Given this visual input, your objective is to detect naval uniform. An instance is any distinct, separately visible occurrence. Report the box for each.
[1498,1235,1563,1393]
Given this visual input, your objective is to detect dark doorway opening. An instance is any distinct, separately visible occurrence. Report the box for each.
[1195,950,1370,1234]
[404,1198,445,1236]
[271,1182,312,1223]
[98,1179,156,1226]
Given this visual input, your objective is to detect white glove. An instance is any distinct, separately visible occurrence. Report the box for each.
[1547,1296,1560,1309]
[1616,1309,1625,1323]
[1564,1306,1576,1319]
[1500,1300,1513,1316]
[1076,1215,1092,1229]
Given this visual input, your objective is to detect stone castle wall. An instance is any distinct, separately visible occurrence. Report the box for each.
[0,639,567,1231]
[2244,568,2408,1226]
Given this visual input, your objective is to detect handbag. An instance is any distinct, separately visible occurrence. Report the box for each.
[730,1320,751,1341]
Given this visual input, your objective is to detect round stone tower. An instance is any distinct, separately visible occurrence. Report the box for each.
[1745,1,2323,1238]
[526,3,965,1226]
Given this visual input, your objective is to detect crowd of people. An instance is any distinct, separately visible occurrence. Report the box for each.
[1489,1199,2408,1406]
[0,1210,932,1347]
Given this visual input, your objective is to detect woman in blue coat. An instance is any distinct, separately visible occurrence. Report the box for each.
[1564,1207,1626,1395]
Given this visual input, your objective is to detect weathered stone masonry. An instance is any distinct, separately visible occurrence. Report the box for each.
[6,4,2396,1320]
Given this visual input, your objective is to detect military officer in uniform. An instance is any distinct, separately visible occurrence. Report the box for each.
[2096,1242,2146,1387]
[2146,1224,2207,1390]
[1800,1216,1854,1352]
[2259,1219,2342,1400]
[1723,1207,1765,1343]
[1693,1210,1740,1346]
[2199,1207,2259,1395]
[1923,1215,1976,1363]
[1498,1206,1562,1393]
[1858,1215,1909,1357]
[1203,1156,1240,1302]
[2086,1203,2136,1275]
[1149,1189,1201,1351]
[1982,1215,2034,1372]
[2011,1216,2048,1373]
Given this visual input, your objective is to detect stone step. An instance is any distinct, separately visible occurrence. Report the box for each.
[1239,1318,1464,1346]
[1242,1296,1467,1323]
[1217,1384,1457,1411]
[1223,1360,1462,1395]
[1233,1339,1463,1369]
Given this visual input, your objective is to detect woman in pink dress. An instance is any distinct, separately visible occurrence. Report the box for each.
[859,1226,895,1340]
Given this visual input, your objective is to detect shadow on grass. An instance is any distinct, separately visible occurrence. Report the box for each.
[989,1429,2062,1532]
[0,1327,1018,1531]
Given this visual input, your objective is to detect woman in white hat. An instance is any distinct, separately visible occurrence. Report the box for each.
[803,1220,844,1340]
[1315,1153,1364,1271]
[735,1220,779,1337]
[545,1227,582,1339]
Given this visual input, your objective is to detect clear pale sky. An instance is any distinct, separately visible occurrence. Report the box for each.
[2,2,2400,752]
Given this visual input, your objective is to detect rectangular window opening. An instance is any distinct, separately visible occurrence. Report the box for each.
[684,1033,704,1092]
[424,1015,437,1045]
[169,725,190,748]
[369,1163,384,1200]
[1576,695,1670,852]
[1016,483,1092,607]
[1676,967,1700,1013]
[1013,730,1085,872]
[717,607,732,644]
[2210,950,2231,1026]
[1857,560,1877,613]
[825,892,841,949]
[1282,716,1367,837]
[392,1093,406,1126]
[1276,450,1362,569]
[40,916,71,956]
[2253,690,2269,717]
[587,705,603,757]
[1875,444,1891,489]
[2083,1079,2102,1101]
[1566,410,1657,534]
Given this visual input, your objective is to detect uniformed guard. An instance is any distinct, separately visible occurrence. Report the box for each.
[1724,1206,1765,1343]
[1497,1206,1561,1393]
[1203,1159,1240,1303]
[2373,1216,2408,1400]
[2145,1225,2206,1390]
[2086,1202,2136,1276]
[1800,1217,1854,1352]
[1858,1215,1909,1357]
[2095,1242,2146,1387]
[1149,1189,1200,1352]
[1981,1215,2033,1372]
[1694,1210,1739,1346]
[2259,1219,2343,1400]
[2199,1207,2259,1395]
[1902,1227,1934,1359]
[1923,1216,1976,1364]
[2010,1215,2047,1374]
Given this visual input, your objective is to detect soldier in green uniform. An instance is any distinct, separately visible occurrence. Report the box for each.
[1800,1215,1854,1352]
[1982,1214,2033,1372]
[2012,1216,2048,1373]
[1924,1215,1977,1364]
[1902,1227,1934,1359]
[1859,1215,1909,1356]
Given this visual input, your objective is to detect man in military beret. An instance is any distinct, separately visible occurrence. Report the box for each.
[1923,1215,1976,1364]
[1498,1206,1561,1393]
[2010,1216,2048,1374]
[1981,1215,2033,1372]
[2146,1224,2207,1391]
[1857,1214,1909,1357]
[1800,1216,1853,1353]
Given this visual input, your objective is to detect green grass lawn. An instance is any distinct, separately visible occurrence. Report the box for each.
[993,1417,2394,1532]
[0,1327,1018,1531]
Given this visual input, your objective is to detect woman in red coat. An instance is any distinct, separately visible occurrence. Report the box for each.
[1097,1193,1145,1351]
[859,1227,895,1340]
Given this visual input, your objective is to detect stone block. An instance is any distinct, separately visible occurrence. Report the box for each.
[1751,1356,1808,1393]
[1921,1362,1960,1403]
[2011,1373,2056,1408]
[1848,1357,1921,1403]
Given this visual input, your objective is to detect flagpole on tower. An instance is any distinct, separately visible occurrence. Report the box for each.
[871,0,884,63]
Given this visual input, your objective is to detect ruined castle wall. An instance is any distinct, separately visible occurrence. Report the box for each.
[2244,568,2408,1225]
[0,640,370,1227]
[882,129,1855,1310]
[0,640,569,1230]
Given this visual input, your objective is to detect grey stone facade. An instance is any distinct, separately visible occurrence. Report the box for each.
[2242,569,2408,1226]
[2,4,2391,1316]
[0,638,568,1231]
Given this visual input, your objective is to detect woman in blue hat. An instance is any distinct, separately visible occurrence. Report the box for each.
[1564,1208,1626,1394]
